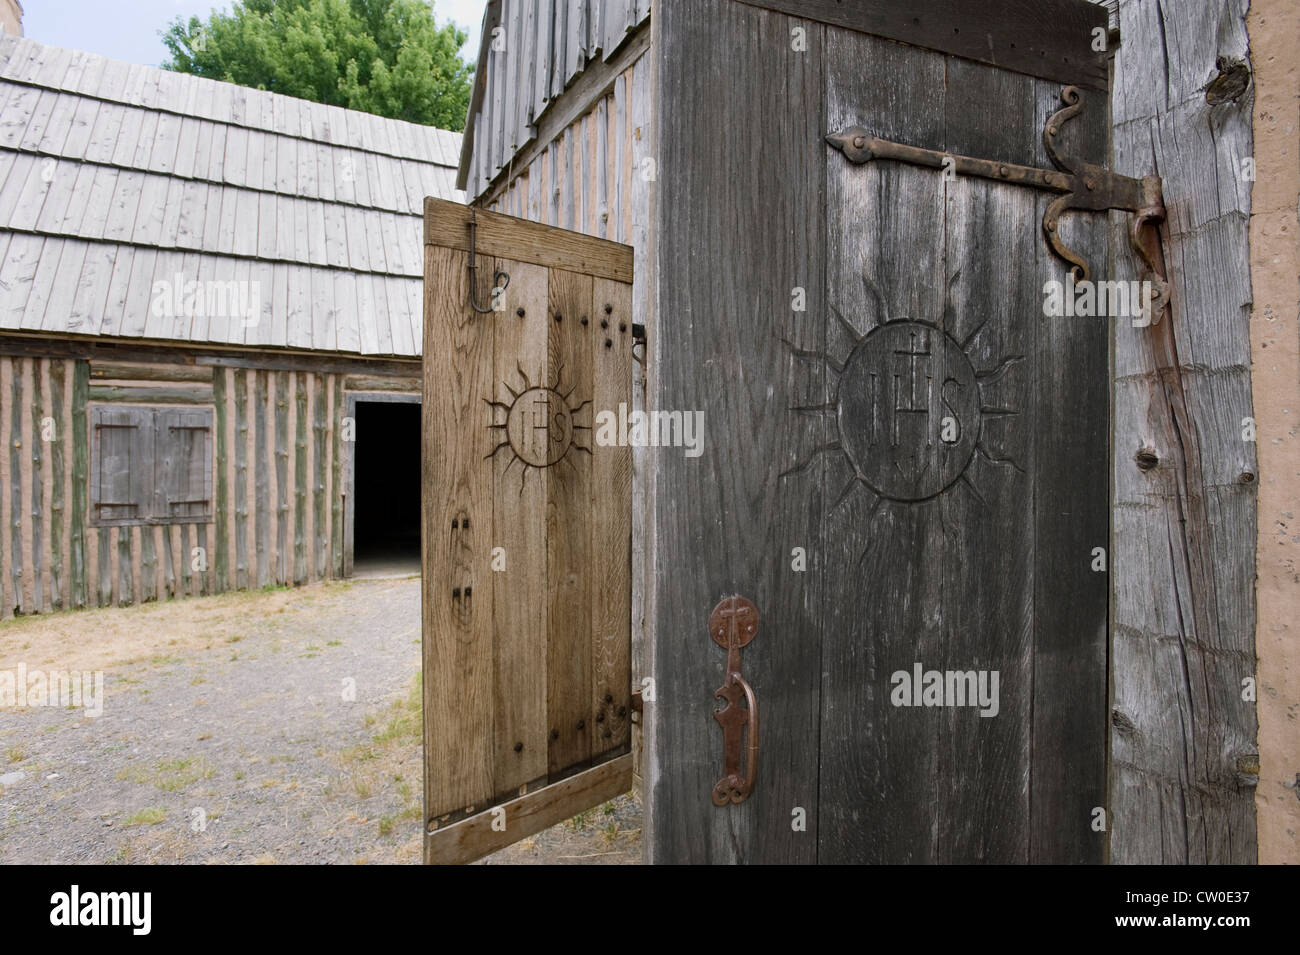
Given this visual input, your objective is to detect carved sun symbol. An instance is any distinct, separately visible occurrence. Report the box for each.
[782,272,1024,548]
[485,363,592,489]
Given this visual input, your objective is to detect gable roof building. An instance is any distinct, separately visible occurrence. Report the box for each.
[0,35,462,618]
[0,33,462,357]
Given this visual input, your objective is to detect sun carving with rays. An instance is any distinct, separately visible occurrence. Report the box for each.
[783,274,1023,515]
[485,363,592,488]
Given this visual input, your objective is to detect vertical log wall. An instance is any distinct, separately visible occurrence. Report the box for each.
[0,352,411,617]
[1106,0,1258,863]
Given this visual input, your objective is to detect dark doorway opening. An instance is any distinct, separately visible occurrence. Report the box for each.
[352,399,421,578]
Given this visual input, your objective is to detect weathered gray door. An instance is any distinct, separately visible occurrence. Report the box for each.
[648,0,1111,863]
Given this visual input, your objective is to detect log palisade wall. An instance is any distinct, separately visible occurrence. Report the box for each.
[0,346,418,617]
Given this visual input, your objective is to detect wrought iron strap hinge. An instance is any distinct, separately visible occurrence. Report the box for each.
[827,86,1169,319]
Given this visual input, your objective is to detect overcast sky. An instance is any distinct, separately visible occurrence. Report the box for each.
[22,0,485,69]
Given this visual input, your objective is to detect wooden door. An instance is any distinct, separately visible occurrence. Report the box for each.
[422,199,635,864]
[647,0,1110,863]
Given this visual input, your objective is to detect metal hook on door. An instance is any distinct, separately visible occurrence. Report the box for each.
[466,211,510,314]
[710,595,759,806]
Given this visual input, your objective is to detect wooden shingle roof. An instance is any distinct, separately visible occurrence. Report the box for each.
[0,35,464,357]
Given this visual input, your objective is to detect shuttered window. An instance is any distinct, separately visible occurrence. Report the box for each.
[90,406,214,526]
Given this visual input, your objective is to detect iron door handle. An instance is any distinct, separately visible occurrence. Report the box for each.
[710,595,759,806]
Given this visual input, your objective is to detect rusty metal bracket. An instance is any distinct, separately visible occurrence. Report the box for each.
[827,86,1169,320]
[709,595,759,807]
[466,210,510,314]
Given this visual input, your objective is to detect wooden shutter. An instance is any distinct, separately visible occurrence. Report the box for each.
[422,199,634,864]
[156,409,214,523]
[89,406,152,526]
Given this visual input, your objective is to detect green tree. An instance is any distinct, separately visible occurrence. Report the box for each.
[161,0,473,130]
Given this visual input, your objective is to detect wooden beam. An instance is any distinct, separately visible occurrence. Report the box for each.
[87,384,215,404]
[731,0,1107,91]
[424,754,633,865]
[0,333,421,377]
[425,198,633,284]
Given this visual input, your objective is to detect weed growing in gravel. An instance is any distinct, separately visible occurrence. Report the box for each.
[122,807,167,827]
[5,745,24,763]
[116,756,215,792]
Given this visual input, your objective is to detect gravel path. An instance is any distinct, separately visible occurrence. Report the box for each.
[0,579,640,864]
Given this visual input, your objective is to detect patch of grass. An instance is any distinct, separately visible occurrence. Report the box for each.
[115,756,215,792]
[567,809,592,832]
[122,807,167,827]
[378,814,397,836]
[602,822,620,844]
[149,654,183,665]
[326,640,342,647]
[6,745,25,763]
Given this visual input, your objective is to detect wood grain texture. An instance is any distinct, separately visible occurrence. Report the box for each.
[1106,0,1257,865]
[423,217,633,862]
[423,244,496,828]
[545,267,594,778]
[0,358,11,617]
[647,0,824,864]
[489,259,550,795]
[70,358,87,607]
[425,198,632,284]
[590,276,633,760]
[732,0,1107,92]
[426,754,632,865]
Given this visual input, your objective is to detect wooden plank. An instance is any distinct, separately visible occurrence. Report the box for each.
[116,523,131,606]
[342,375,421,393]
[274,370,289,584]
[234,368,249,590]
[322,374,334,580]
[303,373,316,582]
[89,362,212,382]
[312,373,327,581]
[97,526,111,608]
[293,371,306,585]
[178,522,191,597]
[86,385,214,404]
[331,375,344,577]
[424,197,632,284]
[731,0,1107,91]
[647,0,823,864]
[139,522,155,603]
[39,359,54,610]
[19,356,34,613]
[254,369,269,588]
[152,525,165,602]
[545,267,593,777]
[590,276,633,759]
[214,366,230,589]
[1022,76,1109,864]
[51,359,67,609]
[425,754,632,865]
[422,245,496,824]
[487,259,550,795]
[71,359,87,607]
[168,522,182,599]
[0,358,11,618]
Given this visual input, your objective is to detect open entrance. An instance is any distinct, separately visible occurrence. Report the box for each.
[349,396,421,578]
